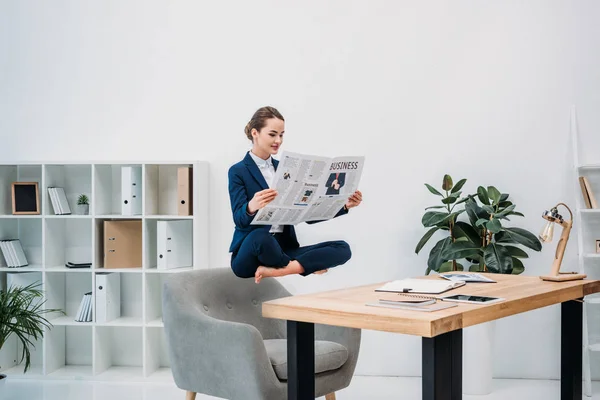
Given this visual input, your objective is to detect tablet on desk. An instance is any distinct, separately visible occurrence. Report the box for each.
[440,294,504,304]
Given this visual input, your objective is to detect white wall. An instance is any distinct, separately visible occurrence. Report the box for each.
[2,0,600,379]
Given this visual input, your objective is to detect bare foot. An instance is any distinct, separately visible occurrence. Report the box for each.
[314,269,329,275]
[255,266,281,283]
[254,261,305,283]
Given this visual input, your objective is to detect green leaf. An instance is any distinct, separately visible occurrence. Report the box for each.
[477,186,490,205]
[422,211,449,227]
[439,261,454,273]
[442,241,482,260]
[451,179,467,194]
[484,243,513,274]
[495,204,516,218]
[425,183,443,196]
[508,211,525,217]
[453,221,481,245]
[487,186,502,205]
[454,237,469,242]
[415,227,440,254]
[503,245,529,258]
[486,218,502,234]
[442,194,460,204]
[511,258,525,274]
[427,237,452,272]
[499,193,509,202]
[466,198,490,226]
[499,201,513,208]
[454,196,471,206]
[499,227,542,252]
[442,175,453,191]
[476,218,488,227]
[482,205,495,214]
[425,205,446,210]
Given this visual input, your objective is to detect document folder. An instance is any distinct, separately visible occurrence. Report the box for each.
[121,166,142,215]
[177,167,193,216]
[96,272,121,323]
[157,220,193,270]
[104,220,142,269]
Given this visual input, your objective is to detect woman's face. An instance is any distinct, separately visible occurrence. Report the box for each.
[252,118,284,157]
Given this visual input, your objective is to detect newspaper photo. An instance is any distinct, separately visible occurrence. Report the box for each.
[251,151,365,225]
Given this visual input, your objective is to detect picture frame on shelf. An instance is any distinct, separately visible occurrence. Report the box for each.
[11,182,40,215]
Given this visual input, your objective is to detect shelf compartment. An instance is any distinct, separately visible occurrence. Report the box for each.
[45,325,93,377]
[143,218,193,271]
[144,274,167,325]
[0,326,44,376]
[94,218,142,270]
[145,327,171,377]
[44,164,91,216]
[94,272,143,325]
[0,217,42,268]
[0,165,43,215]
[144,164,193,216]
[93,164,143,216]
[94,327,143,377]
[45,271,93,324]
[45,218,92,268]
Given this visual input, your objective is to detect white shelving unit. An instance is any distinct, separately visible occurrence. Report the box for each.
[571,107,600,397]
[0,161,209,382]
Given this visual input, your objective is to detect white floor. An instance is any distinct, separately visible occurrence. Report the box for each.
[0,376,598,400]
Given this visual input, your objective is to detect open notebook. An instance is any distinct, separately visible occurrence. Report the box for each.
[375,278,465,294]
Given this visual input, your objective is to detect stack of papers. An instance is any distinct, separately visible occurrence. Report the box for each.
[0,239,29,267]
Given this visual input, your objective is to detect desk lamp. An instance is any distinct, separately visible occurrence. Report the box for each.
[539,203,586,282]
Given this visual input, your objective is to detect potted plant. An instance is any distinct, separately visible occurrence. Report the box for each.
[0,282,62,387]
[416,175,542,274]
[415,175,542,395]
[76,194,89,215]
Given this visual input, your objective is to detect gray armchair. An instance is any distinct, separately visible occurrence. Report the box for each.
[162,268,361,400]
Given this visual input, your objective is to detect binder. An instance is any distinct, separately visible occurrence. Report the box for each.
[96,273,120,323]
[157,220,193,270]
[104,220,142,269]
[121,166,142,215]
[177,167,193,216]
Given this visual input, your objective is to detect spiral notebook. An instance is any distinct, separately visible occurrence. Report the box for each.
[375,278,465,294]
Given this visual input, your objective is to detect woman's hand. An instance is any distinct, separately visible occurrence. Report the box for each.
[247,189,278,214]
[345,190,362,209]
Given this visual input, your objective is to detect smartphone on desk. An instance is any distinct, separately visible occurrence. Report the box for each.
[440,294,504,305]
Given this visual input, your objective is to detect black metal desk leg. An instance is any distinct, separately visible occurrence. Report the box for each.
[561,300,582,400]
[422,329,463,400]
[287,321,315,400]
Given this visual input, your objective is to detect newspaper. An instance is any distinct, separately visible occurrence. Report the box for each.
[251,151,365,225]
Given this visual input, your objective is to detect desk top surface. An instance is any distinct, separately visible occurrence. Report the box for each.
[262,274,600,337]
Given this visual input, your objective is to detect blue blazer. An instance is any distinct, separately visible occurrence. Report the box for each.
[228,152,349,254]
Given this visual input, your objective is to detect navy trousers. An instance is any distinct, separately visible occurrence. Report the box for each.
[231,229,352,278]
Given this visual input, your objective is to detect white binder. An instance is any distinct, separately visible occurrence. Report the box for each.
[121,166,142,215]
[157,220,193,270]
[95,273,121,323]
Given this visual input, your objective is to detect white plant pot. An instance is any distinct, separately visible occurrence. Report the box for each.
[463,321,495,395]
[76,204,89,215]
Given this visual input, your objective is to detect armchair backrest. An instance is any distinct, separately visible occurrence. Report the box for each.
[163,268,290,339]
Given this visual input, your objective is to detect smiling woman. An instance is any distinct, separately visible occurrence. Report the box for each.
[227,106,363,283]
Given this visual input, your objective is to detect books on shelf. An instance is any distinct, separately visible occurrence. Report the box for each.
[579,176,598,209]
[375,278,465,294]
[75,292,93,322]
[0,239,29,267]
[48,187,72,215]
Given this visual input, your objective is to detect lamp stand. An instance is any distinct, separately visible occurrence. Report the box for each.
[540,217,586,282]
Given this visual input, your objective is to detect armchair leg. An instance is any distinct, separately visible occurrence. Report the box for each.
[186,391,196,400]
[325,393,336,400]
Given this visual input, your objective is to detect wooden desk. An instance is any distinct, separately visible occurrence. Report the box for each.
[262,274,600,400]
